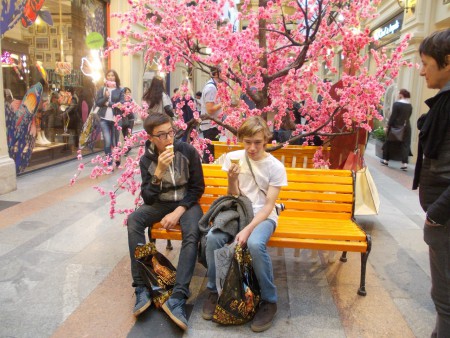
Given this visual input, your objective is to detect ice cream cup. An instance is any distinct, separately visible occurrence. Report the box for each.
[166,145,174,153]
[230,158,240,165]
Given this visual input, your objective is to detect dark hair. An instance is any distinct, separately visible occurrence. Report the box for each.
[142,76,165,109]
[105,69,121,87]
[419,28,450,69]
[123,87,131,93]
[399,89,410,98]
[195,91,202,98]
[280,113,296,131]
[143,113,172,135]
[173,87,179,94]
[210,67,220,77]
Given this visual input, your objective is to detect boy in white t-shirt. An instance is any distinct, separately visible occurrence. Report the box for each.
[202,116,288,332]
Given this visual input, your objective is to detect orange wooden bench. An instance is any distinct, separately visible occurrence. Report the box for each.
[151,164,372,296]
[212,141,330,168]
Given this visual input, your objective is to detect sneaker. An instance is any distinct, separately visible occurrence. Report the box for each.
[251,301,277,332]
[380,159,388,166]
[202,291,218,320]
[401,164,408,171]
[162,297,188,330]
[133,286,151,317]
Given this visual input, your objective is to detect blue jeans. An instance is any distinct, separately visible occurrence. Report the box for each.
[127,202,202,298]
[424,222,450,338]
[100,119,119,164]
[205,219,277,303]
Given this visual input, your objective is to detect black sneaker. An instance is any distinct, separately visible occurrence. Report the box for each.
[380,159,388,166]
[133,286,151,317]
[202,291,218,320]
[162,297,188,330]
[251,301,277,332]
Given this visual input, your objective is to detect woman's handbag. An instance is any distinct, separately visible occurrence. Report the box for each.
[134,242,177,308]
[387,123,406,142]
[212,244,261,325]
[79,104,100,150]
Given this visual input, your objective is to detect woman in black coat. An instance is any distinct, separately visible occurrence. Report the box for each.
[381,89,412,170]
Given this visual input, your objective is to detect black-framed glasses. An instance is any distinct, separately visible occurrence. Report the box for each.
[152,130,175,140]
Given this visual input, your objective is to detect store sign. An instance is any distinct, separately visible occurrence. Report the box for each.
[86,32,105,49]
[373,19,402,41]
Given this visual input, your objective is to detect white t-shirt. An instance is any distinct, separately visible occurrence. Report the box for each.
[222,150,288,223]
[103,87,114,121]
[200,79,221,131]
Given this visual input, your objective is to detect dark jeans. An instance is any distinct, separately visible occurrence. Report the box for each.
[424,221,450,338]
[127,202,203,298]
[201,127,220,163]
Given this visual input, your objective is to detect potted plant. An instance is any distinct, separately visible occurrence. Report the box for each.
[371,127,386,158]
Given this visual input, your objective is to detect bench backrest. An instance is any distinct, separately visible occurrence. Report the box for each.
[212,142,330,168]
[202,164,354,220]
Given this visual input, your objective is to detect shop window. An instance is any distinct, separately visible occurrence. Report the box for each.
[2,0,109,174]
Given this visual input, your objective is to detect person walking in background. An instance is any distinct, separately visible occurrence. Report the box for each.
[121,87,135,155]
[195,91,202,112]
[173,79,195,141]
[143,76,174,118]
[200,67,222,162]
[95,69,124,167]
[127,113,204,330]
[121,87,135,138]
[413,28,450,338]
[380,89,413,170]
[202,116,287,332]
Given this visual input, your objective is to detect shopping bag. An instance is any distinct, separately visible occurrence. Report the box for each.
[342,149,363,172]
[354,166,380,216]
[212,244,260,325]
[79,105,100,150]
[134,242,177,308]
[214,242,237,297]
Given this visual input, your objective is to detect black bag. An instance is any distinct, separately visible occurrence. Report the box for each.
[134,242,177,308]
[387,123,406,142]
[212,244,260,325]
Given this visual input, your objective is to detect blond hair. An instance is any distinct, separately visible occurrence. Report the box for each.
[237,116,272,142]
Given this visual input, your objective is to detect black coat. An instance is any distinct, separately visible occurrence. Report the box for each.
[415,82,450,225]
[387,101,412,143]
[139,140,205,209]
[383,101,412,162]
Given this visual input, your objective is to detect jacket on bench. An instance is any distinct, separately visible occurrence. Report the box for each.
[197,195,254,267]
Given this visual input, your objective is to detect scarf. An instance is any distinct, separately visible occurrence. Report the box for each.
[105,80,117,88]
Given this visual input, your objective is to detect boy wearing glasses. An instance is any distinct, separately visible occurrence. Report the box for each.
[127,113,205,330]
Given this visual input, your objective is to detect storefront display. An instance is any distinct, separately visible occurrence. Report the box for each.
[2,0,108,174]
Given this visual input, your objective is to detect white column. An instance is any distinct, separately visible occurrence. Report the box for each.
[0,38,18,194]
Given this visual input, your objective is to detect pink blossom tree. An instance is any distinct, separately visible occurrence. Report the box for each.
[110,0,410,146]
[73,0,412,218]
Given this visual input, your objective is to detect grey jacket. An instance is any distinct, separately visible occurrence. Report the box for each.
[197,195,254,267]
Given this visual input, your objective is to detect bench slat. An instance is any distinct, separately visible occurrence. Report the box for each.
[267,237,367,252]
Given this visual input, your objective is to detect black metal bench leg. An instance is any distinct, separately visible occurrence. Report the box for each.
[166,240,173,250]
[340,251,348,262]
[357,234,372,296]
